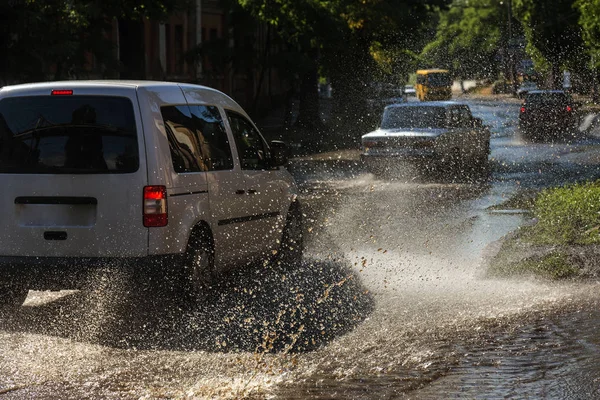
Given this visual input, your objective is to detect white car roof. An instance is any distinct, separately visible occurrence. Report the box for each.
[0,80,225,98]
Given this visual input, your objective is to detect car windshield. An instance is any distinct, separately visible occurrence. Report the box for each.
[380,106,447,129]
[427,73,452,87]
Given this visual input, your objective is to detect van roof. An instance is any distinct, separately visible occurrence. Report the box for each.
[0,80,223,95]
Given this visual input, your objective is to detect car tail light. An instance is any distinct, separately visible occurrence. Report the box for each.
[520,106,526,113]
[566,105,573,112]
[51,89,73,96]
[143,186,168,227]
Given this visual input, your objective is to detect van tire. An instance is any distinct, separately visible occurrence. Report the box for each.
[0,284,28,311]
[180,229,215,303]
[278,201,304,265]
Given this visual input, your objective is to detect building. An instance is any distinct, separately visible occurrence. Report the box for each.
[109,0,289,116]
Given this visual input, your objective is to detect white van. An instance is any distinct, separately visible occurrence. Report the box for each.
[0,81,302,308]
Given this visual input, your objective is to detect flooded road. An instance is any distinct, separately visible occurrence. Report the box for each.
[3,98,600,398]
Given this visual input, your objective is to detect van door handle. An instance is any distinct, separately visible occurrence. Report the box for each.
[248,189,257,194]
[236,189,245,195]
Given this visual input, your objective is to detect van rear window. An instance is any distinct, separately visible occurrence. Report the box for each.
[0,96,139,174]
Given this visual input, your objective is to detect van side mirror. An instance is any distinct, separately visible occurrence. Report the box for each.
[270,140,288,167]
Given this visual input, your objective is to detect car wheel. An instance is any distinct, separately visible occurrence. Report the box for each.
[180,229,215,303]
[0,284,28,311]
[278,201,304,265]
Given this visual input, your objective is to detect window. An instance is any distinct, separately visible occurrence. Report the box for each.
[226,111,268,170]
[161,105,204,173]
[189,105,233,170]
[0,96,139,174]
[427,73,452,87]
[162,105,232,173]
[381,106,447,129]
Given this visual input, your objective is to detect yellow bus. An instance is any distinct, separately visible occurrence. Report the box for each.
[415,69,452,101]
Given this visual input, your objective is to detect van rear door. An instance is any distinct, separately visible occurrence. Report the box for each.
[0,87,148,258]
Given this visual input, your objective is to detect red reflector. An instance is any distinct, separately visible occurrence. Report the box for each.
[566,105,572,112]
[520,106,526,113]
[144,214,168,227]
[51,89,73,96]
[143,185,167,227]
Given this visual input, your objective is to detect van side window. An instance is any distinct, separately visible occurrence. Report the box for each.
[226,111,268,170]
[161,105,204,173]
[189,105,233,171]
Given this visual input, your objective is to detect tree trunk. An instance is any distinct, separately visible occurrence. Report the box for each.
[551,62,561,90]
[593,70,599,103]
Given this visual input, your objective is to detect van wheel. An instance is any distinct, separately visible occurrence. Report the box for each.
[181,230,215,303]
[0,284,28,311]
[278,201,304,265]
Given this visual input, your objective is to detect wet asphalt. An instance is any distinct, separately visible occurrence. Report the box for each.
[2,98,600,398]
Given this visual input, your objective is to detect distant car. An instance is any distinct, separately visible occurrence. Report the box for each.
[361,102,490,175]
[516,81,538,98]
[404,85,416,97]
[518,90,577,141]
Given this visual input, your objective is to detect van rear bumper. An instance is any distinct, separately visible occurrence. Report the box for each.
[0,254,182,290]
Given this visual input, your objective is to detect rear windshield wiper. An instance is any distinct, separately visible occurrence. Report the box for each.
[14,124,136,139]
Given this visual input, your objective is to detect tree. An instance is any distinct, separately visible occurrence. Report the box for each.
[575,0,600,97]
[0,0,188,84]
[512,0,584,89]
[421,0,519,84]
[237,0,449,136]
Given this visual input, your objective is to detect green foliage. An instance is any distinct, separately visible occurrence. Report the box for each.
[524,181,600,245]
[237,0,450,134]
[421,0,511,80]
[525,252,578,279]
[490,249,578,280]
[512,0,584,86]
[575,0,600,67]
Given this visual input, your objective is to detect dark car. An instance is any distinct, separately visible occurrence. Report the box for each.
[518,90,577,141]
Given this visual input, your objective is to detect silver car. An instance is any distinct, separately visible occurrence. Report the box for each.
[361,102,490,175]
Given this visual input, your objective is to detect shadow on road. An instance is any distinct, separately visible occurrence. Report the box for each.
[0,258,374,354]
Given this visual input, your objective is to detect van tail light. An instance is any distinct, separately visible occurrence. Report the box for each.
[520,106,526,113]
[566,105,573,112]
[143,186,168,227]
